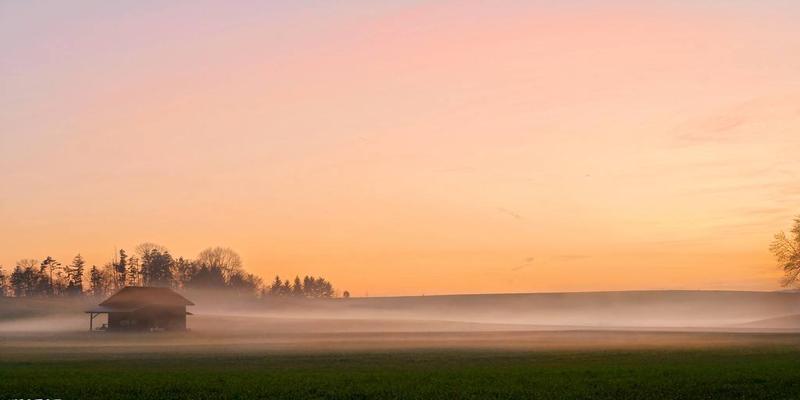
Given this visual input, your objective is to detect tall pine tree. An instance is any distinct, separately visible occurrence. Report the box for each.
[127,256,140,286]
[293,276,304,297]
[40,257,61,296]
[89,265,105,297]
[114,249,128,289]
[66,254,85,296]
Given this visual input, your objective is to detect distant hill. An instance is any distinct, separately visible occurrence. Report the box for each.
[249,290,800,329]
[0,296,91,321]
[736,314,800,330]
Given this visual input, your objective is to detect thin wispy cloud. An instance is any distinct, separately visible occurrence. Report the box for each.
[1,1,798,294]
[511,257,535,272]
[497,207,525,221]
[671,95,800,146]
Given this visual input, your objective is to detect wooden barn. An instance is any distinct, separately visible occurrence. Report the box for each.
[86,287,194,332]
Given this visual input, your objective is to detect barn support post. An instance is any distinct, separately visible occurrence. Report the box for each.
[89,312,97,332]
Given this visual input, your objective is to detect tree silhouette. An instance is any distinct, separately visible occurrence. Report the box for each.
[40,257,62,296]
[65,254,85,296]
[302,275,314,296]
[185,264,226,289]
[9,266,25,297]
[0,266,7,297]
[10,259,43,297]
[89,265,103,296]
[2,244,345,299]
[269,275,283,295]
[295,276,330,298]
[282,279,292,294]
[292,276,304,297]
[172,257,194,288]
[195,247,243,282]
[228,271,262,296]
[262,274,338,298]
[114,250,128,289]
[127,256,140,286]
[771,216,800,288]
[141,248,174,287]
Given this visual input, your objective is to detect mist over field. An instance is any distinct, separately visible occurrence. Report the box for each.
[4,290,800,400]
[5,290,800,333]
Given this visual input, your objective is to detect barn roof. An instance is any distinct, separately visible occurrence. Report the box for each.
[99,286,194,308]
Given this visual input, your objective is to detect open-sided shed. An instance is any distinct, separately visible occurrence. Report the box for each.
[86,287,194,332]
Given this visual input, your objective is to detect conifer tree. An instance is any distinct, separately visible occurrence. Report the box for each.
[89,265,105,296]
[292,276,304,296]
[269,275,283,295]
[66,254,85,296]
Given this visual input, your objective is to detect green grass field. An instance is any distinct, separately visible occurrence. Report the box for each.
[3,346,800,400]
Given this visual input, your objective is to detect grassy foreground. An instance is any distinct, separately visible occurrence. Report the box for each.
[3,347,800,400]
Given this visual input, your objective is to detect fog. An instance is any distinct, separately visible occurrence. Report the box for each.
[2,290,799,359]
[187,290,800,333]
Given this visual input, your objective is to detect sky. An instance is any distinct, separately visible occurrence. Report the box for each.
[1,1,799,296]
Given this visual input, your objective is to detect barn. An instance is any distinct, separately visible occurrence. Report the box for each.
[85,287,194,332]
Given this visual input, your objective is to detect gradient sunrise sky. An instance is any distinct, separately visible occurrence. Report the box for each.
[1,1,799,295]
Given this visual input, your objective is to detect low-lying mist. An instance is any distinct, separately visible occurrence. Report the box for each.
[2,290,799,360]
[3,290,799,335]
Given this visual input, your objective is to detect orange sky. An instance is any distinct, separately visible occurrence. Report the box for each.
[1,1,799,295]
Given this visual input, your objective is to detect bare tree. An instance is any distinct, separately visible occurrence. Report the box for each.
[134,243,173,287]
[195,247,243,281]
[0,265,7,297]
[135,242,169,259]
[770,216,800,288]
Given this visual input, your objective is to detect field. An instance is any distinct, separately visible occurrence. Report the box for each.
[3,331,800,399]
[3,292,800,399]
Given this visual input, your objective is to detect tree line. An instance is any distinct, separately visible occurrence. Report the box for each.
[266,274,348,298]
[0,244,347,299]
